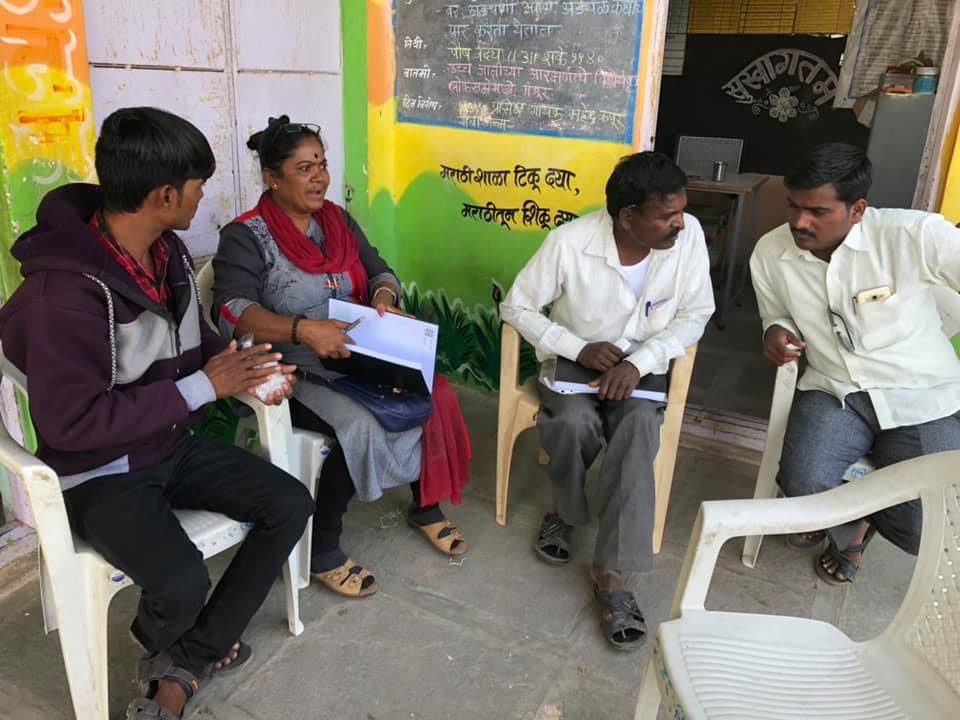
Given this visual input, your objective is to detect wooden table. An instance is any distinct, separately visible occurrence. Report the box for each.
[687,173,769,329]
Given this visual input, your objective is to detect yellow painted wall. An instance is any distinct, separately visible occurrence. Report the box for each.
[349,0,666,390]
[941,107,960,222]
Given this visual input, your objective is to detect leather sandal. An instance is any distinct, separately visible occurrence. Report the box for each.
[407,516,468,556]
[534,513,573,565]
[594,585,647,652]
[202,641,253,680]
[815,526,877,586]
[786,530,827,549]
[312,559,379,598]
[129,652,201,719]
[126,698,182,720]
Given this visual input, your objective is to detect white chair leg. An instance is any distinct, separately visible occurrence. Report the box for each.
[741,533,764,569]
[741,469,780,568]
[56,577,111,720]
[635,654,662,720]
[39,553,59,634]
[296,517,313,591]
[282,554,304,637]
[294,438,326,591]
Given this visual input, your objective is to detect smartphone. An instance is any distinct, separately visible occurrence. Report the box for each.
[854,286,892,306]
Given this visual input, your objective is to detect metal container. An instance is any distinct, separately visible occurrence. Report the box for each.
[712,160,727,182]
[914,66,939,95]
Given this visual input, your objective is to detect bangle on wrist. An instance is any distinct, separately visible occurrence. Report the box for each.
[373,286,398,306]
[291,314,305,344]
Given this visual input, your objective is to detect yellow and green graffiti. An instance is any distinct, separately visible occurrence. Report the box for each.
[343,0,661,390]
[0,0,96,301]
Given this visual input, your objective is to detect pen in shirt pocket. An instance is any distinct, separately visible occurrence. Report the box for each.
[645,298,668,317]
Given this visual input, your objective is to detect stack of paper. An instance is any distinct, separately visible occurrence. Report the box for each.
[325,299,438,396]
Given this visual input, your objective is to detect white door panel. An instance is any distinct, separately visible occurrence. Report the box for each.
[234,72,345,211]
[234,0,341,72]
[85,0,227,69]
[90,67,238,256]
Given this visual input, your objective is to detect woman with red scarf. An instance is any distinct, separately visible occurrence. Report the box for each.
[212,118,471,598]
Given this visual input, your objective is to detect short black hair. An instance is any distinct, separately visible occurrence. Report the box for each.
[247,115,325,175]
[785,142,872,205]
[95,107,215,213]
[605,152,687,218]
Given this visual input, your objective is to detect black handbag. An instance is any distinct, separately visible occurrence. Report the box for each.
[302,371,433,432]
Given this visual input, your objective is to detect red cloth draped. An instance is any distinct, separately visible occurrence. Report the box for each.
[248,192,368,303]
[418,375,472,506]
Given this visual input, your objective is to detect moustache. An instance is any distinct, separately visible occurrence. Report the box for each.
[790,227,816,239]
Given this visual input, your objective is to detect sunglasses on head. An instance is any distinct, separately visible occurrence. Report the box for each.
[273,122,321,136]
[260,121,322,153]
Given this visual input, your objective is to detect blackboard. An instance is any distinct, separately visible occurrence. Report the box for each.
[655,35,869,175]
[394,1,644,142]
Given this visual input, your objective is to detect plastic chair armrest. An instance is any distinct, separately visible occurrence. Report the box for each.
[672,450,960,614]
[0,432,51,479]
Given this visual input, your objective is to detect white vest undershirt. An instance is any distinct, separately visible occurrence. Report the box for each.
[617,254,652,299]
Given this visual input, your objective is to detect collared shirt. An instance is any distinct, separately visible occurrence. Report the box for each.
[89,211,171,305]
[500,210,715,377]
[750,208,960,430]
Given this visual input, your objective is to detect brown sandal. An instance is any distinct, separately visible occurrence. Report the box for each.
[312,560,379,598]
[408,517,468,556]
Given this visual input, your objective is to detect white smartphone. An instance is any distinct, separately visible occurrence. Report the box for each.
[855,286,892,305]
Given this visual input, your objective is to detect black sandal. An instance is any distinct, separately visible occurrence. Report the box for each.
[594,585,647,651]
[786,530,827,549]
[202,641,253,679]
[534,513,573,565]
[815,526,877,586]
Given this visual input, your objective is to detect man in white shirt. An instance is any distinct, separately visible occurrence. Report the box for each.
[751,142,960,586]
[500,152,714,651]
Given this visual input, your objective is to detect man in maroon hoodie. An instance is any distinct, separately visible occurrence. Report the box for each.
[0,107,314,719]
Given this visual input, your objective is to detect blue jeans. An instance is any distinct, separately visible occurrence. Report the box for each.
[778,390,960,554]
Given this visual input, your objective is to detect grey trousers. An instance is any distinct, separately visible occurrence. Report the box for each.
[537,384,665,572]
[779,390,960,554]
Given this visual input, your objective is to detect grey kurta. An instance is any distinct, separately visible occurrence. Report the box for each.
[212,209,421,501]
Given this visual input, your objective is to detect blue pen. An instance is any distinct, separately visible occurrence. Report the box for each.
[644,299,667,317]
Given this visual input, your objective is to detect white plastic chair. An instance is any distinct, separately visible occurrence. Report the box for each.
[636,450,960,720]
[495,321,697,553]
[195,260,332,632]
[0,263,331,720]
[742,286,960,568]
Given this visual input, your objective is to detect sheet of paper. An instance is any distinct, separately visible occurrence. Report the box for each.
[538,358,666,402]
[328,299,438,390]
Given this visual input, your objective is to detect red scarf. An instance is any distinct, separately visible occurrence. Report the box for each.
[245,192,369,303]
[418,375,472,506]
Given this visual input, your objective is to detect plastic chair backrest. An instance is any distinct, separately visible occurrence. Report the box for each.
[195,261,217,332]
[885,478,960,694]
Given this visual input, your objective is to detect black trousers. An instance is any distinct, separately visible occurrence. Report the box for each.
[63,435,314,676]
[289,399,429,565]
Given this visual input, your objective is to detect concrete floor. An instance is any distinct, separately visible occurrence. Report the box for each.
[0,388,915,720]
[688,281,777,420]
